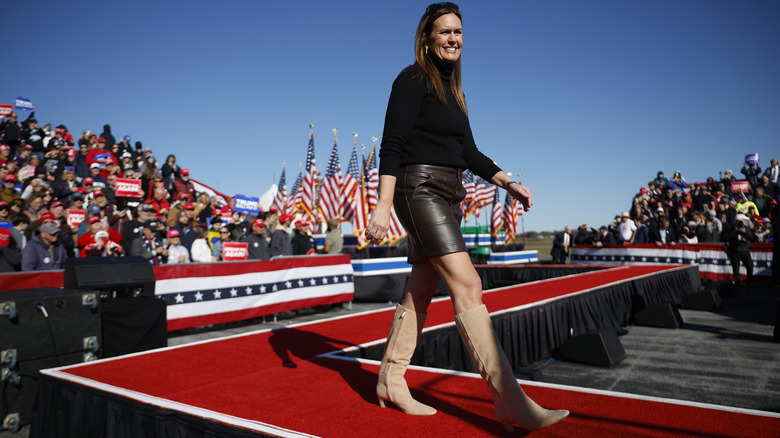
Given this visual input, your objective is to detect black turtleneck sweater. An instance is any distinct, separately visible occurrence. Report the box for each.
[378,56,501,181]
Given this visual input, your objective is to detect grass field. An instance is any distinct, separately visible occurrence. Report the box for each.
[521,236,553,262]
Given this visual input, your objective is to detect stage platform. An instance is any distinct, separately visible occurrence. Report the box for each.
[29,265,780,437]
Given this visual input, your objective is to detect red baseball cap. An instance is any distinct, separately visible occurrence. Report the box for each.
[40,212,56,223]
[167,229,180,238]
[252,218,265,227]
[83,177,94,185]
[278,213,293,223]
[183,202,194,210]
[88,216,101,224]
[181,168,189,176]
[51,201,65,209]
[3,174,16,182]
[93,190,105,197]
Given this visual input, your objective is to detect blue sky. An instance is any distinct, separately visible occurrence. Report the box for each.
[4,0,779,233]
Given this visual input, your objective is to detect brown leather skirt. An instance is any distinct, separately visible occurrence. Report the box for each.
[394,164,467,264]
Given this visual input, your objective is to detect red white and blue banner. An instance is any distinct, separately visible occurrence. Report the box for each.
[571,243,773,283]
[154,255,354,331]
[0,256,354,332]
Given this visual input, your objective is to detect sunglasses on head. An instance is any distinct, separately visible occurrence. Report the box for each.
[427,2,458,12]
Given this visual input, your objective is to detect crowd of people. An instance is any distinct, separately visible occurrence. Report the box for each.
[0,112,343,272]
[562,162,779,286]
[570,163,778,247]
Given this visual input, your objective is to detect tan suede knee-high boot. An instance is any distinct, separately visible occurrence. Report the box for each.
[455,305,568,432]
[376,304,437,415]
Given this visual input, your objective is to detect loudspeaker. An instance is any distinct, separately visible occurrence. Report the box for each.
[634,302,684,328]
[0,288,101,360]
[0,288,100,430]
[557,328,626,368]
[100,297,167,358]
[681,288,722,311]
[2,351,90,429]
[64,256,155,298]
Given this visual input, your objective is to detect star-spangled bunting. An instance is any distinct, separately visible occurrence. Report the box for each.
[161,273,355,306]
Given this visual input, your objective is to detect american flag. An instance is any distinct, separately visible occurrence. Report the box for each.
[299,130,317,227]
[474,177,496,211]
[502,191,524,245]
[319,141,343,221]
[502,191,516,244]
[273,167,287,214]
[341,143,360,222]
[385,206,406,244]
[461,170,476,220]
[287,170,302,218]
[354,156,370,250]
[491,188,503,238]
[364,146,379,212]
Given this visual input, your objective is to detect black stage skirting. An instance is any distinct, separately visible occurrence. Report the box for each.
[31,375,272,438]
[475,265,608,290]
[358,265,701,371]
[31,266,699,437]
[354,264,607,302]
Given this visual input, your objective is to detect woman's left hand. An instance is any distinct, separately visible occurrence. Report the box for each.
[507,182,533,211]
[365,203,391,244]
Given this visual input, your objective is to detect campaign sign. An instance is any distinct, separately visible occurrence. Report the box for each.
[0,229,10,248]
[14,97,35,111]
[66,209,87,228]
[222,242,249,261]
[731,180,750,194]
[745,153,759,165]
[115,178,143,197]
[221,211,234,223]
[0,221,12,230]
[93,152,113,163]
[233,194,260,215]
[0,104,13,118]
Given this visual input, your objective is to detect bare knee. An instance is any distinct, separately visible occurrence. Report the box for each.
[429,253,484,313]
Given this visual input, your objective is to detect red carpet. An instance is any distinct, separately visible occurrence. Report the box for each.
[47,265,780,437]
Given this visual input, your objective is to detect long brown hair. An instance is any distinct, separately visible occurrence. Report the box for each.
[413,5,467,115]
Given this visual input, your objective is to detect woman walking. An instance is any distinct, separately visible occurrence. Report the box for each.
[366,3,568,432]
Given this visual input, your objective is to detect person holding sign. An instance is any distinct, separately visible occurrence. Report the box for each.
[741,154,761,190]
